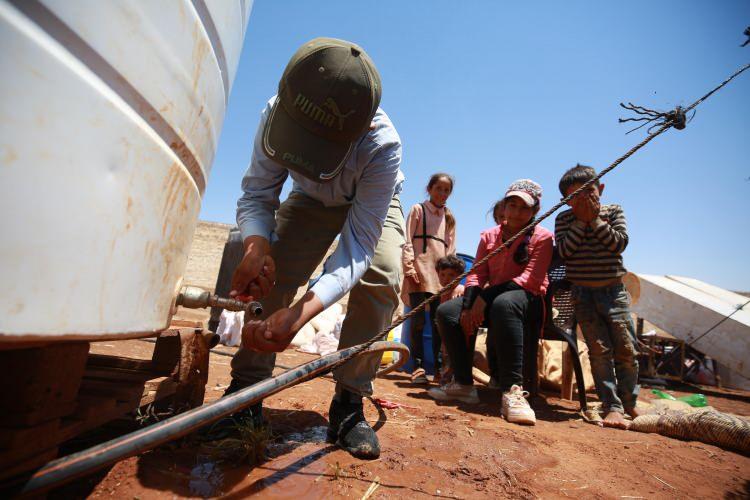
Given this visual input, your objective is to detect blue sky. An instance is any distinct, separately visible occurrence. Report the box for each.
[201,1,750,291]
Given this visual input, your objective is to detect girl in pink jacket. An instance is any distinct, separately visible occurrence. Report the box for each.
[428,179,553,426]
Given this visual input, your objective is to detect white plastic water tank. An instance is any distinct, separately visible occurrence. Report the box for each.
[0,0,252,342]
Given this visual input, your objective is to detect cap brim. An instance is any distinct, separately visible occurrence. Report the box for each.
[262,98,354,182]
[504,191,535,207]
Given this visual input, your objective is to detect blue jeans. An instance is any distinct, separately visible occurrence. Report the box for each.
[572,283,639,413]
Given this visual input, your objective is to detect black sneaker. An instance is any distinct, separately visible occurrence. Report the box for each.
[201,379,264,439]
[327,390,380,459]
[224,379,265,425]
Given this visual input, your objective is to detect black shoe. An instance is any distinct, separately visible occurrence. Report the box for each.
[224,379,265,424]
[201,379,264,439]
[327,390,380,459]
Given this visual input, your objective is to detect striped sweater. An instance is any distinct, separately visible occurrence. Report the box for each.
[554,204,629,286]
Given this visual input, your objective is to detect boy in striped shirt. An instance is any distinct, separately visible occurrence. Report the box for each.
[554,165,640,429]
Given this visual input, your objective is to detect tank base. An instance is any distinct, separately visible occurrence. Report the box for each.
[0,327,212,485]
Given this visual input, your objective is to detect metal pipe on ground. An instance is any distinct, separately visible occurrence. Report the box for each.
[4,341,409,497]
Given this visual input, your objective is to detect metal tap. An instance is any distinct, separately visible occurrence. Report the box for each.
[176,286,263,317]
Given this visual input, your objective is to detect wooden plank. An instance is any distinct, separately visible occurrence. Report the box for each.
[0,339,195,483]
[57,416,89,444]
[0,419,59,452]
[87,353,155,371]
[172,330,210,408]
[0,342,89,427]
[139,377,178,408]
[0,400,78,429]
[151,330,182,372]
[80,379,145,402]
[57,401,136,444]
[0,448,58,482]
[84,366,162,383]
[169,319,203,328]
[75,394,118,421]
[57,384,147,443]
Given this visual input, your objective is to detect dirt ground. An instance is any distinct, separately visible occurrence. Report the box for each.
[51,338,750,500]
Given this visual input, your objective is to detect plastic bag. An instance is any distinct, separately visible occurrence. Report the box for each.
[216,310,244,347]
[651,389,708,407]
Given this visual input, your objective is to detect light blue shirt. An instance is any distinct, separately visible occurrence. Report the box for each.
[237,97,404,308]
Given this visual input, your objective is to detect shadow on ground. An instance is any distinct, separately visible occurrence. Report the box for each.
[134,407,332,498]
[390,375,581,423]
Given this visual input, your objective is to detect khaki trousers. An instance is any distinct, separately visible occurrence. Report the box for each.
[230,191,405,397]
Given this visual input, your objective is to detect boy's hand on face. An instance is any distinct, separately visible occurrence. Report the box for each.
[567,182,603,223]
[570,196,590,222]
[581,193,602,224]
[586,193,601,223]
[572,193,599,223]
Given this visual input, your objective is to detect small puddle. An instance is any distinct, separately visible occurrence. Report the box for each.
[266,425,329,457]
[188,458,225,498]
[184,426,332,497]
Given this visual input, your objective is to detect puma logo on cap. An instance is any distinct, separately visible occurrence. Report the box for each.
[282,152,314,170]
[293,93,336,129]
[293,93,355,131]
[323,97,355,131]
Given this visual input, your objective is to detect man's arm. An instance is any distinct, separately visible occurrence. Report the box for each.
[231,100,289,297]
[309,138,402,308]
[590,205,629,254]
[236,102,289,244]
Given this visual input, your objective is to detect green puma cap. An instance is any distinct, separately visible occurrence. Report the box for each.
[262,37,382,182]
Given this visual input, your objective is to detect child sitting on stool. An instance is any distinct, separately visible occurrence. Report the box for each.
[433,255,466,384]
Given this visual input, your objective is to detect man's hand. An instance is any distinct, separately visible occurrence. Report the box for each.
[241,308,299,352]
[241,292,324,353]
[408,273,420,285]
[230,236,276,300]
[460,296,485,338]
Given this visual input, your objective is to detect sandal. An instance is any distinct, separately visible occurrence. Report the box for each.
[410,367,428,384]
